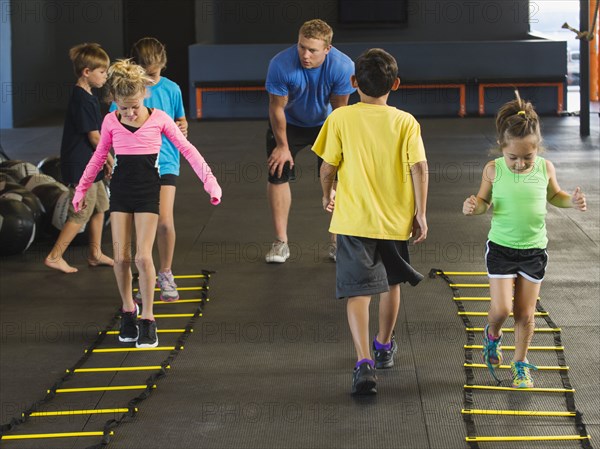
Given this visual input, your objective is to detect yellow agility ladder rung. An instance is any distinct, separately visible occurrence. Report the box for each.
[50,385,157,394]
[87,346,182,353]
[466,327,560,333]
[68,365,170,373]
[105,329,189,335]
[461,409,576,417]
[464,363,568,371]
[454,297,540,301]
[28,408,134,417]
[136,274,207,280]
[133,286,207,293]
[466,435,590,442]
[154,299,203,304]
[137,313,197,318]
[119,299,204,307]
[465,345,563,351]
[458,311,548,317]
[449,283,490,287]
[464,385,574,393]
[161,286,207,292]
[437,271,488,276]
[1,431,113,440]
[173,274,207,279]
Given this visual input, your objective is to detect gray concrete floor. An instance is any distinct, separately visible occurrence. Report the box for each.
[0,114,598,449]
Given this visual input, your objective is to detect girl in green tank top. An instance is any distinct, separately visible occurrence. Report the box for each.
[462,95,587,389]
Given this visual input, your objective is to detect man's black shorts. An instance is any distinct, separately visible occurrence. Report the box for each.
[266,123,322,184]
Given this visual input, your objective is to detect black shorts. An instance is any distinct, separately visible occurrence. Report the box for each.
[485,240,548,284]
[266,123,322,184]
[109,154,160,214]
[110,185,159,214]
[335,235,424,299]
[160,174,178,187]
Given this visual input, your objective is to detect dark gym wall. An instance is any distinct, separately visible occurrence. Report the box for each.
[7,0,534,127]
[122,0,196,111]
[8,0,124,127]
[197,0,531,44]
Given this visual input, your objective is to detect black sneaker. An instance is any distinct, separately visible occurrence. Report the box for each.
[373,332,398,369]
[136,319,158,348]
[118,305,139,343]
[351,362,377,395]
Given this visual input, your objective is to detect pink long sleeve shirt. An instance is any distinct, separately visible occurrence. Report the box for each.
[74,109,221,208]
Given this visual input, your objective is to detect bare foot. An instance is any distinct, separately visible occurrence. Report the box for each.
[44,257,78,273]
[88,253,114,267]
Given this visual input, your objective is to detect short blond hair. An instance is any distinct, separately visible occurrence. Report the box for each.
[299,19,333,46]
[69,43,109,78]
[131,37,167,69]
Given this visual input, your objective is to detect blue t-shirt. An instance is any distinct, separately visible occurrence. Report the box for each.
[110,76,185,176]
[265,46,355,127]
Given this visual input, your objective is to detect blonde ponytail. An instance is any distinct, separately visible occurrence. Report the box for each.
[106,59,153,101]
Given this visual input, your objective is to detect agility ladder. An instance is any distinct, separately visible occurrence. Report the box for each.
[430,269,592,449]
[0,270,214,448]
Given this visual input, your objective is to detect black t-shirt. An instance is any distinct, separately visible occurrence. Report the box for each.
[60,86,104,185]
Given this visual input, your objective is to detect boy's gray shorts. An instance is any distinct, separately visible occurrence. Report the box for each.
[335,235,424,299]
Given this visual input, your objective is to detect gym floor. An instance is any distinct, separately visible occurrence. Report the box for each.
[0,114,598,449]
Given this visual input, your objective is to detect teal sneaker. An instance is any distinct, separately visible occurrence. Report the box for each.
[483,324,503,382]
[511,360,538,388]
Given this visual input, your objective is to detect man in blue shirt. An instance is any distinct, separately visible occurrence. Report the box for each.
[265,19,355,263]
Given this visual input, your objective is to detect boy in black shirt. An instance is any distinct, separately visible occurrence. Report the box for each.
[45,43,114,273]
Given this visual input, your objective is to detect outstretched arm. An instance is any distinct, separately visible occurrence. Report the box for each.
[88,130,114,179]
[162,118,222,205]
[463,161,494,216]
[546,160,587,211]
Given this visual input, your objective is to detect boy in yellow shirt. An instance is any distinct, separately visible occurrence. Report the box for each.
[312,48,429,395]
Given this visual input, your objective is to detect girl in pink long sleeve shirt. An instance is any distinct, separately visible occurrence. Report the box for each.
[73,59,221,348]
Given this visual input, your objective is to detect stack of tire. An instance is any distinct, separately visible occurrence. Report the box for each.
[0,158,87,256]
[0,161,42,255]
[37,155,63,183]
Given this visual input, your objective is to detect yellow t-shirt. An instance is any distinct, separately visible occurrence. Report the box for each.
[312,102,427,240]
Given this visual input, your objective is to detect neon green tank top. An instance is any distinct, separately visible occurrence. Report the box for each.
[488,156,548,249]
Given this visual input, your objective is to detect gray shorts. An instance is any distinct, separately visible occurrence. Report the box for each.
[335,235,424,299]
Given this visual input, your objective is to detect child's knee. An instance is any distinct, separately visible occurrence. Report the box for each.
[134,253,154,271]
[156,220,174,236]
[513,310,535,325]
[487,308,511,329]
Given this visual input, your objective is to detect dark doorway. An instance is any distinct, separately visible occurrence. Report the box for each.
[123,0,196,110]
